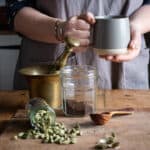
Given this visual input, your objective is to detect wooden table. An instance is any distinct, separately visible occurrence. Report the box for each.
[0,90,150,150]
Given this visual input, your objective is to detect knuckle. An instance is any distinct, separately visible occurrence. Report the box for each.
[81,39,90,46]
[76,20,90,30]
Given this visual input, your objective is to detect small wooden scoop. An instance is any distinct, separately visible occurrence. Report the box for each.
[90,108,134,125]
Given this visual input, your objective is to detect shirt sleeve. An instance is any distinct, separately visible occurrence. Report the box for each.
[6,0,35,29]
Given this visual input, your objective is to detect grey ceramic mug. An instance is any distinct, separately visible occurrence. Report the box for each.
[93,16,130,55]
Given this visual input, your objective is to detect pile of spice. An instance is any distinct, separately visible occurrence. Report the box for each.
[14,98,82,144]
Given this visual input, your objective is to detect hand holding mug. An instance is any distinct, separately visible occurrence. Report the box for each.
[93,16,131,57]
[103,23,141,62]
[63,12,95,52]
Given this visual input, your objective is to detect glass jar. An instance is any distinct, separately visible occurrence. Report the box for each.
[60,65,97,117]
[26,97,56,128]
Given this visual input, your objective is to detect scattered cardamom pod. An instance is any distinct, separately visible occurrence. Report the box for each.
[14,108,81,145]
[95,132,120,150]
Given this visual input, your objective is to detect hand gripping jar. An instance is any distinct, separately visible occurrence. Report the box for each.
[60,65,97,117]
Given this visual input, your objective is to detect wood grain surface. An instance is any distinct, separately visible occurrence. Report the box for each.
[0,90,29,109]
[0,109,150,150]
[0,90,29,135]
[0,90,150,150]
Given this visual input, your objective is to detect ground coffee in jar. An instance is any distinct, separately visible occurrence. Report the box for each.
[61,65,97,117]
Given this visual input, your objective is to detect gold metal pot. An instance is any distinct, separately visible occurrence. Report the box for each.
[19,65,61,109]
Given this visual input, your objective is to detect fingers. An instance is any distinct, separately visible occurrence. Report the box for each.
[114,27,141,62]
[78,12,95,24]
[68,17,90,30]
[73,46,89,52]
[64,12,95,50]
[115,48,140,62]
[66,30,90,40]
[68,11,95,31]
[75,19,90,30]
[99,25,142,62]
[129,28,141,49]
[99,55,120,62]
[99,47,140,63]
[65,26,90,47]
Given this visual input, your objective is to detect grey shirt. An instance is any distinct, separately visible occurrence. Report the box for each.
[14,0,149,89]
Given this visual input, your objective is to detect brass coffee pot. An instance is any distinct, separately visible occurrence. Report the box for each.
[19,38,80,110]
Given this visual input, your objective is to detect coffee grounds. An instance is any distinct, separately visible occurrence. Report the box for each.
[64,99,93,116]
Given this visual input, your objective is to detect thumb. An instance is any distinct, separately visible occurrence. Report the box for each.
[129,28,140,49]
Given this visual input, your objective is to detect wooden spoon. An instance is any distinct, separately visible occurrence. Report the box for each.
[90,108,134,125]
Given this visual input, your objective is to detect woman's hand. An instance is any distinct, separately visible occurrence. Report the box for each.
[100,22,142,63]
[63,12,95,52]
